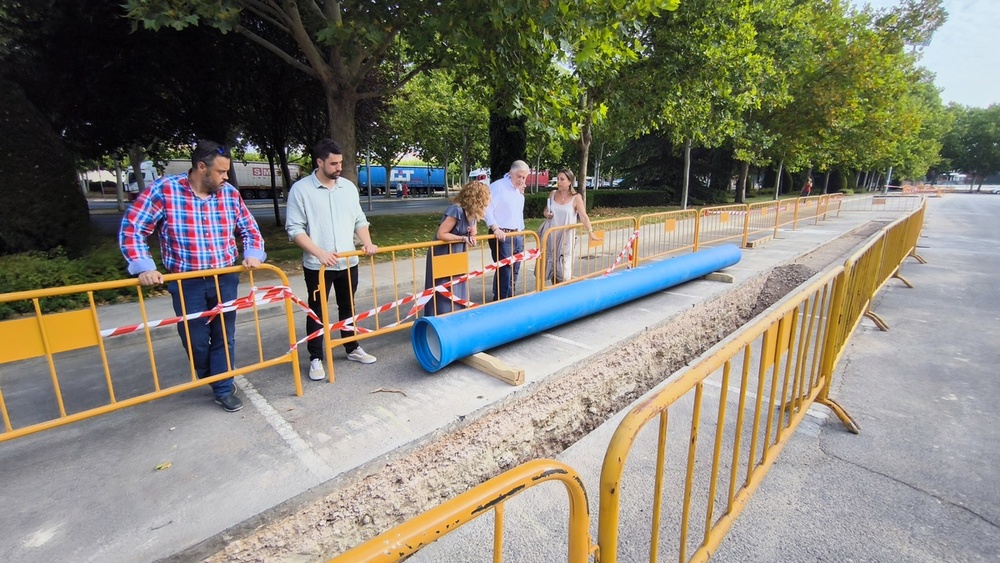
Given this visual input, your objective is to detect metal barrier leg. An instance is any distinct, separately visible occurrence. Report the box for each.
[863,310,890,331]
[815,397,861,434]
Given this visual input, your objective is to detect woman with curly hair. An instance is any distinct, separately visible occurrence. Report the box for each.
[423,181,491,316]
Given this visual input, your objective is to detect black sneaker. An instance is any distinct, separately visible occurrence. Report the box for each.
[214,393,243,413]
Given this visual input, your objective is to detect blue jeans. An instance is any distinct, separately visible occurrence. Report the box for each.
[489,234,523,301]
[167,273,239,398]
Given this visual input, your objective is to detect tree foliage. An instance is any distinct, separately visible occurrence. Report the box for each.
[0,77,90,256]
[941,104,1000,188]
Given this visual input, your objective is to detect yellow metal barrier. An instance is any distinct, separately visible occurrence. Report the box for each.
[534,216,639,290]
[596,264,856,563]
[744,200,781,244]
[698,204,748,249]
[331,459,594,563]
[838,193,926,212]
[635,210,699,265]
[0,264,302,443]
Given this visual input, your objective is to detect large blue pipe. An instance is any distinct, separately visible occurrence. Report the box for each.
[411,244,742,372]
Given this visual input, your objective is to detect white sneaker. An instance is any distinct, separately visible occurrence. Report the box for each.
[347,346,377,364]
[308,358,326,381]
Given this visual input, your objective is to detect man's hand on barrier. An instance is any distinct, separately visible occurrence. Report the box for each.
[315,250,341,267]
[138,270,164,286]
[242,257,261,269]
[362,242,378,255]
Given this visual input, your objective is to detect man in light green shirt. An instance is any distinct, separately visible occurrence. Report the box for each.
[285,138,378,380]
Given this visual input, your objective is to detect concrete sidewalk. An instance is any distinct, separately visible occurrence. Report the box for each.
[0,204,919,562]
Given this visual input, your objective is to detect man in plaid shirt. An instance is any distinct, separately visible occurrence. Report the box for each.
[119,140,266,413]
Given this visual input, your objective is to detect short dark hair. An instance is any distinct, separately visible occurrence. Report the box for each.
[312,138,343,163]
[191,140,231,168]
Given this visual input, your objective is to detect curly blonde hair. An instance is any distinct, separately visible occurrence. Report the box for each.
[453,181,491,221]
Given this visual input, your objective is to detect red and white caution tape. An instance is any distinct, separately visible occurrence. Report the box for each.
[292,247,541,351]
[604,230,639,275]
[102,247,543,350]
[100,285,312,338]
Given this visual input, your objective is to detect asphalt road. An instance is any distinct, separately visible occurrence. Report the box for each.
[87,196,452,235]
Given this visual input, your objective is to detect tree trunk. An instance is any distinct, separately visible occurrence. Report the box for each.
[577,112,593,202]
[461,128,470,185]
[279,149,293,202]
[488,108,527,182]
[735,160,749,204]
[127,144,147,195]
[267,153,281,226]
[823,170,831,194]
[682,139,692,210]
[114,158,125,212]
[325,87,360,182]
[773,159,784,201]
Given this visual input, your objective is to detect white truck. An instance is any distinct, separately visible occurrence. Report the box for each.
[126,160,301,201]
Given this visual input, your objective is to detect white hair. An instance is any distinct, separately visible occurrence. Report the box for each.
[509,160,530,173]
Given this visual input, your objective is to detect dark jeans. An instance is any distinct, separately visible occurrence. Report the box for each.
[304,266,360,360]
[167,273,239,399]
[488,234,523,301]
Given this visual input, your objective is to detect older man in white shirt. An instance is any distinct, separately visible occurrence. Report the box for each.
[484,160,530,300]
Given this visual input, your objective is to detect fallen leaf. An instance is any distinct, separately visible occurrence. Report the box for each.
[370,387,407,397]
[155,462,172,471]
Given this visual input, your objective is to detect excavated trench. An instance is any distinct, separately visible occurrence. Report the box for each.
[200,221,886,562]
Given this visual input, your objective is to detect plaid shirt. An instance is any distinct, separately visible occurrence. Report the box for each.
[120,174,266,275]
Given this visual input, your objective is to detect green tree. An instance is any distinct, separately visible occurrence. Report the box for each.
[0,77,90,256]
[626,0,778,208]
[125,0,451,180]
[945,105,1000,190]
[389,70,488,189]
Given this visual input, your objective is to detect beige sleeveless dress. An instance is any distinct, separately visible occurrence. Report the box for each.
[540,194,578,284]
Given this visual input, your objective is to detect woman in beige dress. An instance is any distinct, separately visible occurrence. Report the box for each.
[538,168,600,284]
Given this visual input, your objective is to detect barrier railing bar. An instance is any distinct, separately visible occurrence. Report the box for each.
[727,346,752,509]
[493,501,505,563]
[746,329,771,487]
[704,360,732,544]
[678,382,704,562]
[33,298,68,418]
[135,286,162,393]
[0,369,12,431]
[776,312,800,437]
[761,327,781,461]
[87,291,117,404]
[650,410,669,563]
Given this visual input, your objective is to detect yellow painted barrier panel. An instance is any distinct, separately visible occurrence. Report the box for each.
[0,309,100,363]
[431,250,470,279]
[589,230,605,249]
[664,218,677,233]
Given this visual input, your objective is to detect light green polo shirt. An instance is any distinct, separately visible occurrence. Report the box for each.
[285,172,370,271]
